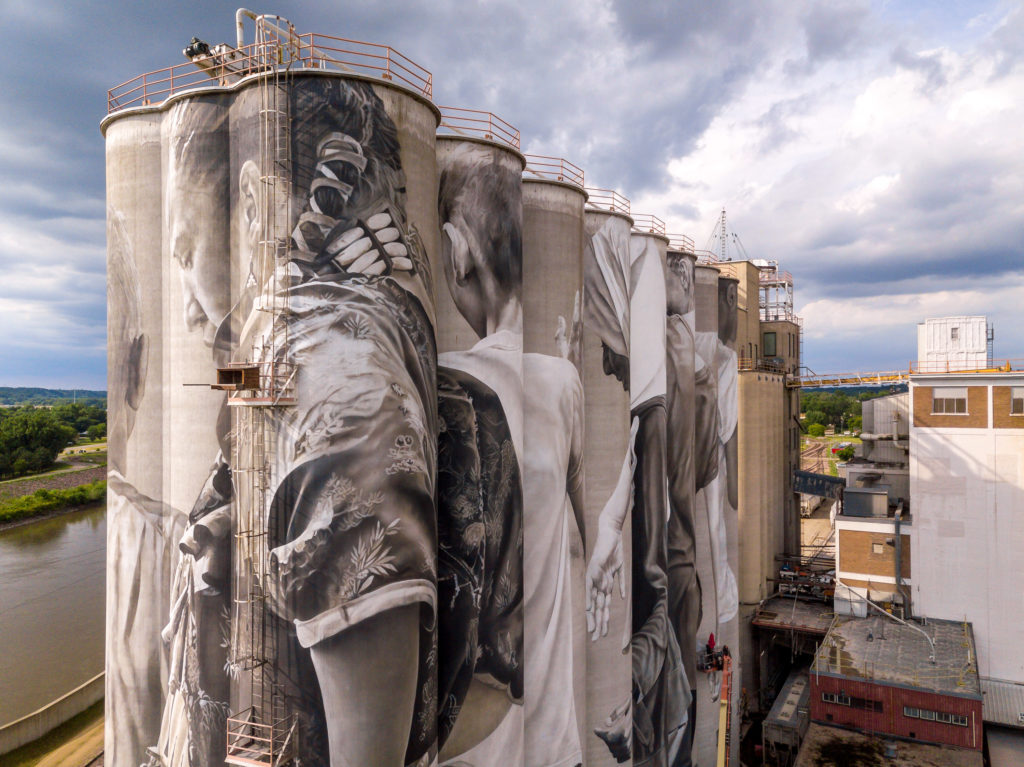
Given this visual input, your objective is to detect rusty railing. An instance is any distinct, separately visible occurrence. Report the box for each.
[632,213,666,236]
[107,32,432,114]
[584,187,630,216]
[437,106,521,150]
[523,153,584,188]
[667,233,695,253]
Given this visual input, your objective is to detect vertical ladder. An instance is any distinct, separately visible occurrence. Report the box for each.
[226,14,298,767]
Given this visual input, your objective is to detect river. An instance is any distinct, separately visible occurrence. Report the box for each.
[0,503,105,726]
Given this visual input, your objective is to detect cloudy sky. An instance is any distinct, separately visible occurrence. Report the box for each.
[1,0,1021,388]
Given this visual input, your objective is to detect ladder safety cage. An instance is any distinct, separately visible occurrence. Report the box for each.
[225,13,298,767]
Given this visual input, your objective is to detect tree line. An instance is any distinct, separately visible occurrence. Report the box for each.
[0,403,106,478]
[800,387,904,433]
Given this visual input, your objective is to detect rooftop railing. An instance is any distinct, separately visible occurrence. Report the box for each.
[437,106,521,150]
[107,32,432,114]
[631,213,666,236]
[667,233,695,253]
[523,154,584,188]
[584,187,630,216]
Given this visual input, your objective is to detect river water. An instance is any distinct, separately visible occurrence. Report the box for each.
[0,503,105,726]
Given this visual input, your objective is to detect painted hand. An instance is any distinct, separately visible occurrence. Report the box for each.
[325,210,415,276]
[554,290,582,366]
[585,524,626,641]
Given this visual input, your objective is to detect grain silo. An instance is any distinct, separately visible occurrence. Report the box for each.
[434,112,527,765]
[627,214,691,765]
[520,156,587,767]
[104,13,442,767]
[581,191,635,766]
[664,241,701,766]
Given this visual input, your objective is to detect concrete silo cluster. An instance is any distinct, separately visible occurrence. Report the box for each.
[102,11,744,767]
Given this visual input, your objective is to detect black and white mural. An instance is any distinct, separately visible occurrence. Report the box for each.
[435,139,525,767]
[664,250,701,766]
[105,71,744,767]
[521,181,588,767]
[582,211,634,765]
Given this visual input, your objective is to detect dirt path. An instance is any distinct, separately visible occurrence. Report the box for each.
[0,465,107,502]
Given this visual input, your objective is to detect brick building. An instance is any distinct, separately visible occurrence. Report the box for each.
[810,614,983,751]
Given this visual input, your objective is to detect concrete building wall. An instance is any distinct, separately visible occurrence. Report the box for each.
[910,376,1024,683]
[736,370,786,703]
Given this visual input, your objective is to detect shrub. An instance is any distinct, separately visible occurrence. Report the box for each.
[0,480,106,523]
[807,423,826,437]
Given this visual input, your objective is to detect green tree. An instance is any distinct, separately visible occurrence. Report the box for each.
[86,423,106,441]
[807,423,826,437]
[805,410,828,426]
[0,407,75,477]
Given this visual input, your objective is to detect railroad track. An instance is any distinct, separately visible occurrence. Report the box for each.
[800,439,828,474]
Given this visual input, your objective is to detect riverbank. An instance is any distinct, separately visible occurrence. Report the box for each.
[0,699,103,767]
[0,479,106,527]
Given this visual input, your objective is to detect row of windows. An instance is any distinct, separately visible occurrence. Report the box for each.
[822,694,969,727]
[931,386,1024,415]
[821,692,883,712]
[903,706,968,727]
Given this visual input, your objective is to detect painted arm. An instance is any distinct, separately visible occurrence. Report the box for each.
[585,417,637,640]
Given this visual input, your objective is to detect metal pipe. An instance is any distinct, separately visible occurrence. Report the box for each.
[894,503,910,619]
[854,589,934,662]
[236,8,257,48]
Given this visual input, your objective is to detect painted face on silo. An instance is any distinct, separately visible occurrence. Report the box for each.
[438,145,523,339]
[718,279,738,344]
[166,103,231,346]
[666,254,694,316]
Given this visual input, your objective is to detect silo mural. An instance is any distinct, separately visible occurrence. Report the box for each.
[103,15,748,767]
[521,176,587,767]
[434,136,525,767]
[664,248,701,767]
[582,206,634,766]
[626,228,690,765]
[105,112,183,767]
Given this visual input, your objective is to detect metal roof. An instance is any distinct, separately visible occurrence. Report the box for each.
[982,678,1024,728]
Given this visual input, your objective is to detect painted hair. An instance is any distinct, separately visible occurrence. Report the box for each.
[437,142,522,297]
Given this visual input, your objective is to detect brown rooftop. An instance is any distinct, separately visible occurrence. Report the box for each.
[753,596,836,637]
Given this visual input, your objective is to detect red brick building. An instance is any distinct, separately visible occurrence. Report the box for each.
[810,614,983,750]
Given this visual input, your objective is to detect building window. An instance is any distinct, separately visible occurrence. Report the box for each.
[872,542,884,555]
[822,692,851,706]
[951,327,959,342]
[904,706,919,718]
[764,331,777,357]
[932,387,967,415]
[1011,387,1024,415]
